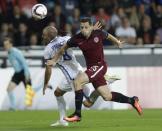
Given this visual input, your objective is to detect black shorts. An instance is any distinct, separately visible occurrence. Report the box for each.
[11,70,31,87]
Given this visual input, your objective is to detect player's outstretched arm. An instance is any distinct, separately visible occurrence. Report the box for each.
[107,34,124,48]
[47,43,69,66]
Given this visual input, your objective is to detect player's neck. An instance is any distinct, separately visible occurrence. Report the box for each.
[85,31,92,39]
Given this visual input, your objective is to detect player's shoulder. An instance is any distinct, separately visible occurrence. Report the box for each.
[61,35,71,41]
[70,32,83,41]
[12,47,22,54]
[93,29,109,39]
[93,29,105,35]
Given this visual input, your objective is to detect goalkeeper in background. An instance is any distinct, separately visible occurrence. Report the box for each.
[3,37,35,110]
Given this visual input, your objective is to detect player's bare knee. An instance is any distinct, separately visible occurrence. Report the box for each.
[54,88,63,97]
[74,79,82,90]
[102,93,112,101]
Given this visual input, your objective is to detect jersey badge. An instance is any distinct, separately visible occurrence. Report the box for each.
[94,37,99,43]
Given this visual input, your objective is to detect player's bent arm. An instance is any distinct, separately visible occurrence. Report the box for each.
[107,34,123,48]
[47,43,69,66]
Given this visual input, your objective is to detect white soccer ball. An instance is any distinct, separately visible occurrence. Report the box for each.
[31,4,47,20]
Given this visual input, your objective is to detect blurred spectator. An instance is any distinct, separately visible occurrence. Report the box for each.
[0,0,161,47]
[129,6,140,30]
[117,0,134,14]
[95,0,117,13]
[95,7,110,30]
[151,4,162,30]
[48,21,56,27]
[50,4,67,34]
[65,24,72,36]
[7,5,28,30]
[16,0,37,18]
[14,23,29,46]
[136,37,144,46]
[67,8,80,35]
[138,4,146,22]
[61,0,79,15]
[79,0,94,16]
[117,7,126,18]
[153,34,161,45]
[137,15,154,44]
[110,7,121,30]
[115,17,136,45]
[0,0,14,15]
[29,33,39,46]
[38,0,55,11]
[156,28,162,43]
[0,23,13,46]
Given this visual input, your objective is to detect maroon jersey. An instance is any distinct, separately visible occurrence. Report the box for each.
[67,30,108,67]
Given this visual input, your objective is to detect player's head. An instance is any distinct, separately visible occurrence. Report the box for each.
[3,37,13,51]
[42,26,58,44]
[80,17,93,38]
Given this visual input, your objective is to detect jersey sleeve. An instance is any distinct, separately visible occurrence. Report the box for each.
[67,36,78,47]
[44,46,53,61]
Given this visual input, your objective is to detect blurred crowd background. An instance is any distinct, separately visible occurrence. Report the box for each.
[0,0,161,47]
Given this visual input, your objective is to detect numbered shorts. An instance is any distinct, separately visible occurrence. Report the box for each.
[85,63,107,89]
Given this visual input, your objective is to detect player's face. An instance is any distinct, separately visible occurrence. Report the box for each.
[42,30,50,44]
[80,22,93,38]
[3,40,12,51]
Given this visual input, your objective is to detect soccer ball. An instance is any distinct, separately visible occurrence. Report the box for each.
[31,4,47,20]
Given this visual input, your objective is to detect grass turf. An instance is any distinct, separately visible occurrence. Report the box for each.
[0,109,161,131]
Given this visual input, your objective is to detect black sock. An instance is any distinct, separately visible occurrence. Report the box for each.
[111,92,133,104]
[74,89,84,117]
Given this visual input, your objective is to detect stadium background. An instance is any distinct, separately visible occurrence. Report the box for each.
[0,1,162,131]
[0,0,162,111]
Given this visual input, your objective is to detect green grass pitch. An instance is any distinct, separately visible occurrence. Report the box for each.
[0,109,161,131]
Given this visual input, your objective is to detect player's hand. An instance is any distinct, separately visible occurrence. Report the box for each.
[43,84,48,95]
[93,21,102,30]
[46,59,56,66]
[117,40,125,48]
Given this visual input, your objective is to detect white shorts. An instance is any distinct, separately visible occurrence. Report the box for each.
[57,77,74,92]
[57,74,91,97]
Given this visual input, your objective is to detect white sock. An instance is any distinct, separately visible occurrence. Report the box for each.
[56,96,66,121]
[8,91,16,109]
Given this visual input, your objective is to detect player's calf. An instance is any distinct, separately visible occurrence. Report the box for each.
[83,90,99,107]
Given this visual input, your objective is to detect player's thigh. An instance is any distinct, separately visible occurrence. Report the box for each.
[74,72,89,86]
[96,85,112,101]
[7,81,17,92]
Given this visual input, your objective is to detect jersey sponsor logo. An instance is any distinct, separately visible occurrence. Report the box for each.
[94,37,99,43]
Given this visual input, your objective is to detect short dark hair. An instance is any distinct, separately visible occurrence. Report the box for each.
[80,17,93,25]
[3,37,13,44]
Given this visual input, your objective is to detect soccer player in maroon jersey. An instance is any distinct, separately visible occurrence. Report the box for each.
[46,17,143,122]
